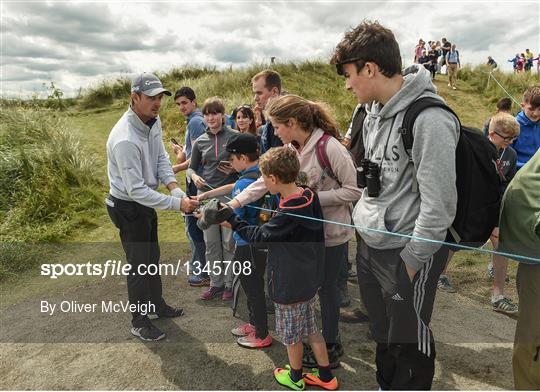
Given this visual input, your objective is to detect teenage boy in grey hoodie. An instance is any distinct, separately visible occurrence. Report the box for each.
[331,22,459,389]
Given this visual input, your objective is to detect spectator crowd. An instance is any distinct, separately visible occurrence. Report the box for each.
[105,21,540,390]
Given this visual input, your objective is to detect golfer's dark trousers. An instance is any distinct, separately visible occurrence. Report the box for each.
[357,238,448,390]
[107,196,166,328]
[236,245,269,339]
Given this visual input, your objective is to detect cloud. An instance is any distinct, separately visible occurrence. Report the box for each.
[2,1,538,98]
[3,34,72,60]
[2,65,50,82]
[4,2,157,54]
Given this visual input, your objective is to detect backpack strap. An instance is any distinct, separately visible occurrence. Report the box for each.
[399,97,460,192]
[315,133,341,186]
[349,105,367,165]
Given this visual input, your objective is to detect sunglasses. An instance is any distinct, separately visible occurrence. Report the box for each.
[493,130,518,142]
[335,57,367,76]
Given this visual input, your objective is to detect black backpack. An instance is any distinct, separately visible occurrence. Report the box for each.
[400,97,502,248]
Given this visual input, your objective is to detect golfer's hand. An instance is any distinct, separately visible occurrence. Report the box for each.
[180,197,199,213]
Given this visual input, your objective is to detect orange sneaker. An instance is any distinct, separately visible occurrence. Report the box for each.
[237,332,272,348]
[303,368,338,390]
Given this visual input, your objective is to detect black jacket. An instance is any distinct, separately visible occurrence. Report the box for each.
[228,187,325,304]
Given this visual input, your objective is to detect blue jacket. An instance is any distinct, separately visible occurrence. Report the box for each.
[513,111,540,168]
[259,121,283,154]
[232,165,262,246]
[507,56,520,68]
[184,109,206,159]
[229,187,325,304]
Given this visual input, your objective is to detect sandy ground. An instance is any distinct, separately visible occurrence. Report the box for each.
[0,249,517,391]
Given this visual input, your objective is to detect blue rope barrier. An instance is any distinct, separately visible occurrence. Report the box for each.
[200,183,540,264]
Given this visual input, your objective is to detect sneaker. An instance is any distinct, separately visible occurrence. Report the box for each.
[447,83,451,87]
[231,322,256,337]
[303,368,339,391]
[188,275,210,287]
[303,345,340,369]
[130,323,166,342]
[492,295,518,315]
[340,308,369,324]
[222,288,233,301]
[237,332,273,348]
[148,304,184,320]
[338,284,351,308]
[347,269,357,281]
[437,275,456,293]
[200,286,224,300]
[274,365,305,391]
[452,86,457,90]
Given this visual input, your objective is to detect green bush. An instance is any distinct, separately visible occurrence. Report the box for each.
[0,108,102,278]
[80,78,131,109]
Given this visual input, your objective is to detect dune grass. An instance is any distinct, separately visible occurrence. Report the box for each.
[0,108,103,277]
[459,65,539,109]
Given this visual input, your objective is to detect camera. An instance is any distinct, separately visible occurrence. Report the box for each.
[356,159,370,188]
[357,159,380,197]
[366,162,381,197]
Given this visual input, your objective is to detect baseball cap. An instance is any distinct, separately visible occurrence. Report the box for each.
[131,73,172,97]
[226,132,259,154]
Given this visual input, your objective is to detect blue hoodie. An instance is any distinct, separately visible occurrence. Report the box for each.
[184,109,206,159]
[513,111,540,169]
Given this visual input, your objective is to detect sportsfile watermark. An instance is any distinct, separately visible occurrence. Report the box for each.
[40,259,251,279]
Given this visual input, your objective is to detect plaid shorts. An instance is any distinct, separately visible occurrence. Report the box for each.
[274,296,318,345]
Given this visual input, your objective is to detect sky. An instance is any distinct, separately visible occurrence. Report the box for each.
[1,0,539,98]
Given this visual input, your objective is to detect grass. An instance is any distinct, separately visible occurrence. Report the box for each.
[459,65,539,110]
[0,62,527,305]
[0,108,102,241]
[0,108,104,278]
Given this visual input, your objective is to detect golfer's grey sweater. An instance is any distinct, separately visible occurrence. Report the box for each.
[107,106,183,210]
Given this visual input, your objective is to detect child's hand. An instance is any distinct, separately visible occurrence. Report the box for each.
[172,143,184,155]
[192,174,207,189]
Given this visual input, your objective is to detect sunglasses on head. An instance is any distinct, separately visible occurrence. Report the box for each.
[335,57,367,76]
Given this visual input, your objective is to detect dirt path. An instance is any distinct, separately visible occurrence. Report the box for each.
[0,251,516,390]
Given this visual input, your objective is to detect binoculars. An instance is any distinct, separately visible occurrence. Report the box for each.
[356,158,381,197]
